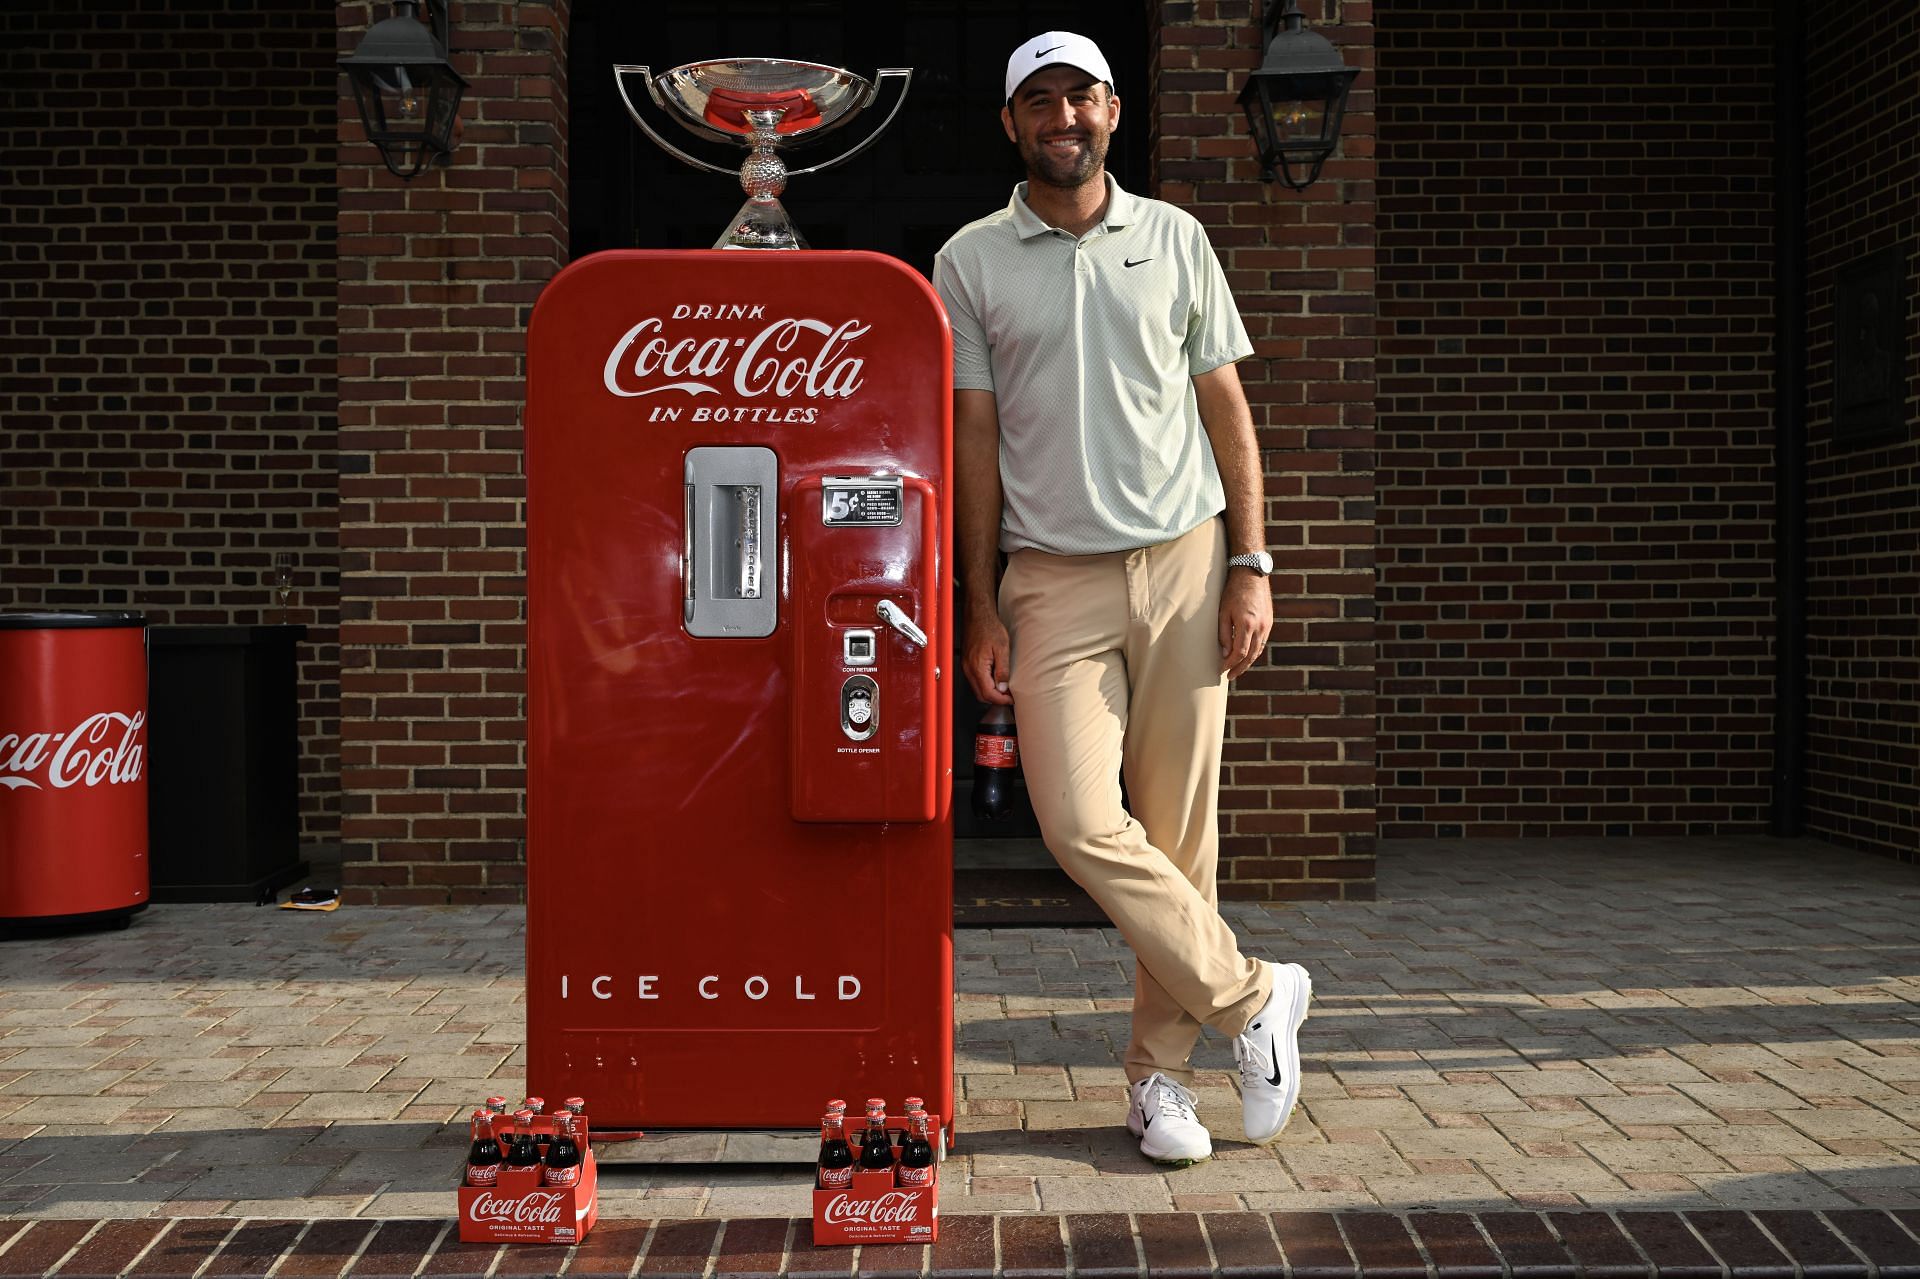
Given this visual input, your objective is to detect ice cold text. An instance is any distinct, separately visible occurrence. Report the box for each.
[558,973,864,1003]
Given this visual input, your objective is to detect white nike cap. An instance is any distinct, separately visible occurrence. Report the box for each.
[1005,31,1113,102]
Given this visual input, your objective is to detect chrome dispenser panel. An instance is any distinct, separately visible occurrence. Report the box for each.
[684,446,778,638]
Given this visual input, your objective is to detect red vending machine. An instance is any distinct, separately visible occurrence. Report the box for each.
[526,250,954,1147]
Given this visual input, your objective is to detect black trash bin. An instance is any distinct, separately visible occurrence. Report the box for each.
[146,624,308,902]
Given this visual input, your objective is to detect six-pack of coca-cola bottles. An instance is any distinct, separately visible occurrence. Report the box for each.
[810,1092,940,1246]
[458,1092,599,1246]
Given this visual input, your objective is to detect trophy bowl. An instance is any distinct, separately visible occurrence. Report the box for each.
[615,57,911,250]
[652,59,875,146]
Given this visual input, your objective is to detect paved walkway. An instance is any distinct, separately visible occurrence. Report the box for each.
[1,836,1918,1236]
[7,1206,1920,1276]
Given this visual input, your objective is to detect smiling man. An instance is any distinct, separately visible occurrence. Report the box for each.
[932,32,1313,1167]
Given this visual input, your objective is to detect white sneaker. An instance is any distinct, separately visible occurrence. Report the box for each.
[1125,1072,1213,1166]
[1232,960,1312,1143]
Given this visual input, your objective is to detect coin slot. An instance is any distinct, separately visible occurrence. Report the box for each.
[843,629,877,667]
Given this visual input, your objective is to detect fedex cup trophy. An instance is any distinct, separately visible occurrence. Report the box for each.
[614,59,911,249]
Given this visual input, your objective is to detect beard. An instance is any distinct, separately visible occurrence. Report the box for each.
[1017,121,1110,190]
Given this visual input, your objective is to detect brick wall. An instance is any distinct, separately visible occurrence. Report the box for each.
[335,0,569,902]
[328,1,1378,902]
[1802,1,1920,861]
[1154,0,1380,900]
[1376,0,1778,838]
[0,0,341,841]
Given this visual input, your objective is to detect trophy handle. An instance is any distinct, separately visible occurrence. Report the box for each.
[786,68,913,179]
[612,64,740,179]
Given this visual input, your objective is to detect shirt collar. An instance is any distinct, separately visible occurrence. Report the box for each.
[1008,173,1136,240]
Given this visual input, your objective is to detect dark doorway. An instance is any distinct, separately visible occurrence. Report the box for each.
[567,2,1141,915]
[568,1,1151,275]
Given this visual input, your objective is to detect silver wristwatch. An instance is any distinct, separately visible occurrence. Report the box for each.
[1227,550,1274,575]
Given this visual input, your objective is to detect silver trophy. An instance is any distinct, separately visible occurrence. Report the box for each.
[614,59,910,250]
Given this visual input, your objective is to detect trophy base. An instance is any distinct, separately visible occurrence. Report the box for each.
[716,196,809,250]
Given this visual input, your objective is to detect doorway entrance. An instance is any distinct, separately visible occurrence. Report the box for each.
[568,1,1149,271]
[568,2,1143,922]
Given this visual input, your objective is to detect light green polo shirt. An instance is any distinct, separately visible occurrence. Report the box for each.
[933,175,1253,557]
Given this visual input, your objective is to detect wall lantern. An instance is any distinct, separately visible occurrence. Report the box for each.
[340,0,468,180]
[1238,0,1360,190]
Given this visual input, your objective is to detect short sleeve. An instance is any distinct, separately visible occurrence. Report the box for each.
[1183,222,1253,376]
[933,250,995,393]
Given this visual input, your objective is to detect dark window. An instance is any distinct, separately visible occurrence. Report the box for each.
[1833,245,1911,450]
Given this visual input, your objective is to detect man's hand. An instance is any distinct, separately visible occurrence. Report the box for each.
[1218,567,1272,680]
[965,607,1015,705]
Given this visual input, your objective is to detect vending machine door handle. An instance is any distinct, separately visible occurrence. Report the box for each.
[875,599,928,649]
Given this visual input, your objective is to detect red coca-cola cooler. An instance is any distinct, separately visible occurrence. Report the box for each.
[526,249,954,1148]
[0,611,150,928]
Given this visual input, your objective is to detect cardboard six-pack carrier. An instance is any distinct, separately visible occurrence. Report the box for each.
[457,1110,599,1246]
[811,1109,942,1247]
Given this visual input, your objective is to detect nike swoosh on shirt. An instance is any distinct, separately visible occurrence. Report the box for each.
[1125,257,1153,268]
[1036,45,1064,58]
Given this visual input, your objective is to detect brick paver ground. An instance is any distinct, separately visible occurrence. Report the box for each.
[2,835,1917,1235]
[4,1207,1920,1276]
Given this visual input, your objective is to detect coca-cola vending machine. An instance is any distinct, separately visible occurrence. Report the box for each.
[525,249,954,1148]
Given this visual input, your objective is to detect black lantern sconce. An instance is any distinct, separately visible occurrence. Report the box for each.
[1238,0,1360,190]
[340,0,468,180]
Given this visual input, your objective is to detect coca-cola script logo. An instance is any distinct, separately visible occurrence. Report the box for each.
[603,313,869,402]
[0,712,146,792]
[467,1190,566,1226]
[821,1191,922,1226]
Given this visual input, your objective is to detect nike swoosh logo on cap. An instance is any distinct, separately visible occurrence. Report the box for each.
[1036,44,1064,58]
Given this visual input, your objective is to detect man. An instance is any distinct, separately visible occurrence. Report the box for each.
[932,31,1313,1168]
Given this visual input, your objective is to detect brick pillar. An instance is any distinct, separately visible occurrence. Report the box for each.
[335,0,570,902]
[1153,0,1379,900]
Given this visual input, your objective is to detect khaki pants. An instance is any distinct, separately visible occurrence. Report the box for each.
[1000,516,1270,1084]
